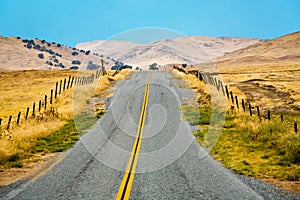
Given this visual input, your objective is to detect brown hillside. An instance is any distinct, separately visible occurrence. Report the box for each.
[215,31,300,66]
[0,36,115,70]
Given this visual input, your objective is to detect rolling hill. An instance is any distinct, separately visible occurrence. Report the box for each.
[0,36,115,70]
[76,36,262,68]
[215,31,300,67]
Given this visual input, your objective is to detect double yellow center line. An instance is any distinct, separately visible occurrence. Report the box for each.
[116,73,153,200]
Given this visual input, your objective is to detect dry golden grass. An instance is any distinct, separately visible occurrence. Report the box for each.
[0,69,133,168]
[219,64,300,112]
[0,70,77,122]
[176,65,300,194]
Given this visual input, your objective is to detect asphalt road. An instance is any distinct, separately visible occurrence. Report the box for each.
[1,71,298,199]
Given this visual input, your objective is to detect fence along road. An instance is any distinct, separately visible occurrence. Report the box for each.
[3,71,265,199]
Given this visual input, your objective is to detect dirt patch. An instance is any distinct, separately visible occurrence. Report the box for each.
[236,81,293,113]
[260,178,300,195]
[0,152,66,188]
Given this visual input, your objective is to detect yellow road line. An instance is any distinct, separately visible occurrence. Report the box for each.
[116,73,152,200]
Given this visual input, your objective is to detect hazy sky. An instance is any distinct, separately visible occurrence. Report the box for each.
[0,0,299,46]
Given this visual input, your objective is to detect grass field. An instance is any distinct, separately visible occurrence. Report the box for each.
[0,69,132,169]
[174,66,300,193]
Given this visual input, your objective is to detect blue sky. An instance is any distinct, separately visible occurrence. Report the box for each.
[0,0,299,47]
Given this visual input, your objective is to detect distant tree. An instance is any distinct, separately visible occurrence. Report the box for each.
[55,53,62,57]
[123,65,132,69]
[33,44,41,50]
[40,46,47,52]
[85,50,91,55]
[149,63,158,70]
[41,40,46,44]
[26,44,32,49]
[70,66,79,70]
[111,66,118,70]
[72,47,77,50]
[72,51,79,56]
[57,44,62,47]
[22,39,29,43]
[53,58,59,63]
[47,43,51,47]
[58,63,65,68]
[135,67,140,70]
[38,53,44,59]
[49,50,55,55]
[87,60,100,70]
[182,63,187,68]
[46,61,53,66]
[80,49,85,53]
[16,36,21,39]
[72,60,81,65]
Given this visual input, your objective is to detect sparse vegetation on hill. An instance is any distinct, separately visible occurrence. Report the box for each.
[0,36,118,70]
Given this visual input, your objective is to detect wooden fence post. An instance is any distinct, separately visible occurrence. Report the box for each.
[235,96,239,109]
[220,81,225,96]
[230,91,234,103]
[70,76,74,88]
[7,115,12,130]
[256,106,260,119]
[55,82,58,98]
[242,99,245,112]
[0,118,2,126]
[17,112,21,125]
[67,76,71,89]
[199,73,203,81]
[214,78,218,90]
[249,103,252,116]
[225,86,229,99]
[39,100,41,112]
[294,122,298,133]
[45,95,47,110]
[32,102,35,116]
[281,115,284,123]
[267,110,271,120]
[25,107,29,120]
[50,89,53,104]
[63,78,66,91]
[59,80,62,94]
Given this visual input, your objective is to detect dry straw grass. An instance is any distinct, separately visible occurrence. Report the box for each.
[176,65,300,192]
[0,69,133,168]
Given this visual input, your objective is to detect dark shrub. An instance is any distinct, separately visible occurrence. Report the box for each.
[72,60,81,65]
[34,44,41,50]
[16,36,21,39]
[22,39,29,43]
[53,58,59,63]
[72,52,79,56]
[58,63,65,68]
[85,50,91,55]
[70,66,79,70]
[49,50,55,55]
[55,53,62,57]
[57,44,62,47]
[87,61,99,70]
[38,53,44,59]
[46,61,53,66]
[26,44,32,49]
